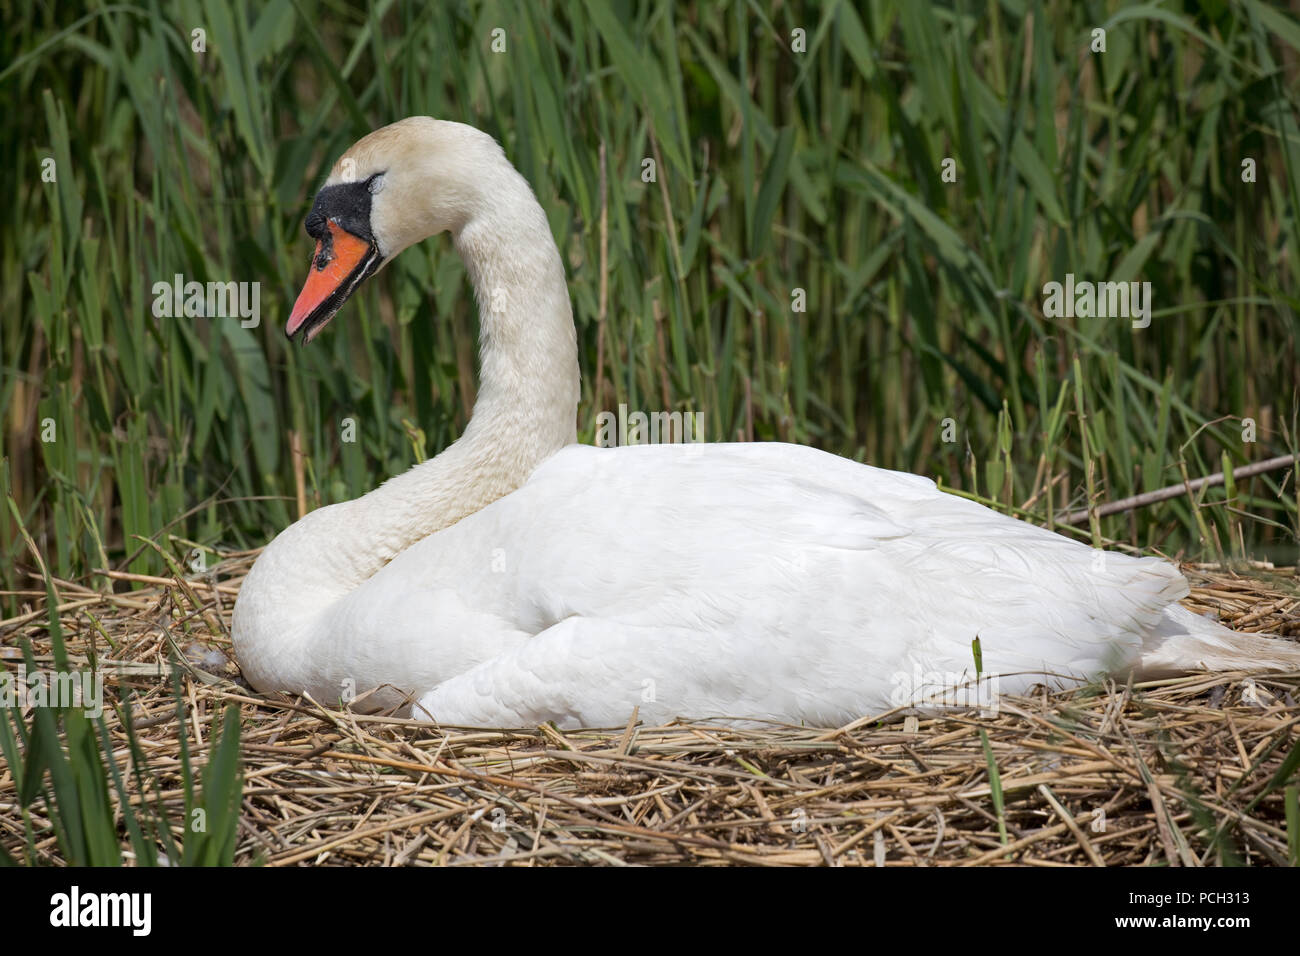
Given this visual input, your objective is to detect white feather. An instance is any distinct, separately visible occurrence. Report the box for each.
[232,119,1300,728]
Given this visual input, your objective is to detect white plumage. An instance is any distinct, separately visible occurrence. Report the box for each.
[232,118,1300,728]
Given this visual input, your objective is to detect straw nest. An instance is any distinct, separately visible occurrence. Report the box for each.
[2,551,1298,866]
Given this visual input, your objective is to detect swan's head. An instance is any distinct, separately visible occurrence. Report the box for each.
[287,117,509,343]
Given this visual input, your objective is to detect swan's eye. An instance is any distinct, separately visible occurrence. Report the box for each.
[367,172,386,194]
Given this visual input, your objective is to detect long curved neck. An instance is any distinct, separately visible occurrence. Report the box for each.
[234,166,578,689]
[351,182,580,570]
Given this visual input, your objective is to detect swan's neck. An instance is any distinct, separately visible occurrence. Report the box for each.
[233,169,578,690]
[353,188,580,565]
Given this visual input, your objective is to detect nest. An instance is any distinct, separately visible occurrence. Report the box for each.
[2,554,1298,866]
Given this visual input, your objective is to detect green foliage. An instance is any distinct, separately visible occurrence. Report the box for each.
[1,497,242,865]
[3,0,1299,608]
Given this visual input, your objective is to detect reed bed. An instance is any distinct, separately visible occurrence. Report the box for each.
[5,0,1300,870]
[3,553,1298,866]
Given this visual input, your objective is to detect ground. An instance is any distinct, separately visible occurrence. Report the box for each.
[2,556,1298,866]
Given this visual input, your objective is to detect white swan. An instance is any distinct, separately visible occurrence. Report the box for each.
[232,117,1300,727]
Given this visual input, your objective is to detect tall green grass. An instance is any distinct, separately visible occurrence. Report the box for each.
[2,0,1300,610]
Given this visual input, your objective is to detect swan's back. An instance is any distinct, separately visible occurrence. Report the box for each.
[317,442,1186,723]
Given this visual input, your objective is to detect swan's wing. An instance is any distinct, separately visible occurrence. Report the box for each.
[344,441,1186,718]
[424,443,1184,696]
[413,617,853,728]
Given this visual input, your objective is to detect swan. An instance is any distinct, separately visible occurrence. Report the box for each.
[232,117,1300,727]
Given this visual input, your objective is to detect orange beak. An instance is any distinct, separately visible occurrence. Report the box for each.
[286,220,380,343]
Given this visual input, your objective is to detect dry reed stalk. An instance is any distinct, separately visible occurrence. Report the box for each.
[2,556,1298,866]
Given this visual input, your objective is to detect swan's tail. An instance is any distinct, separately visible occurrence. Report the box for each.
[1135,603,1300,677]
